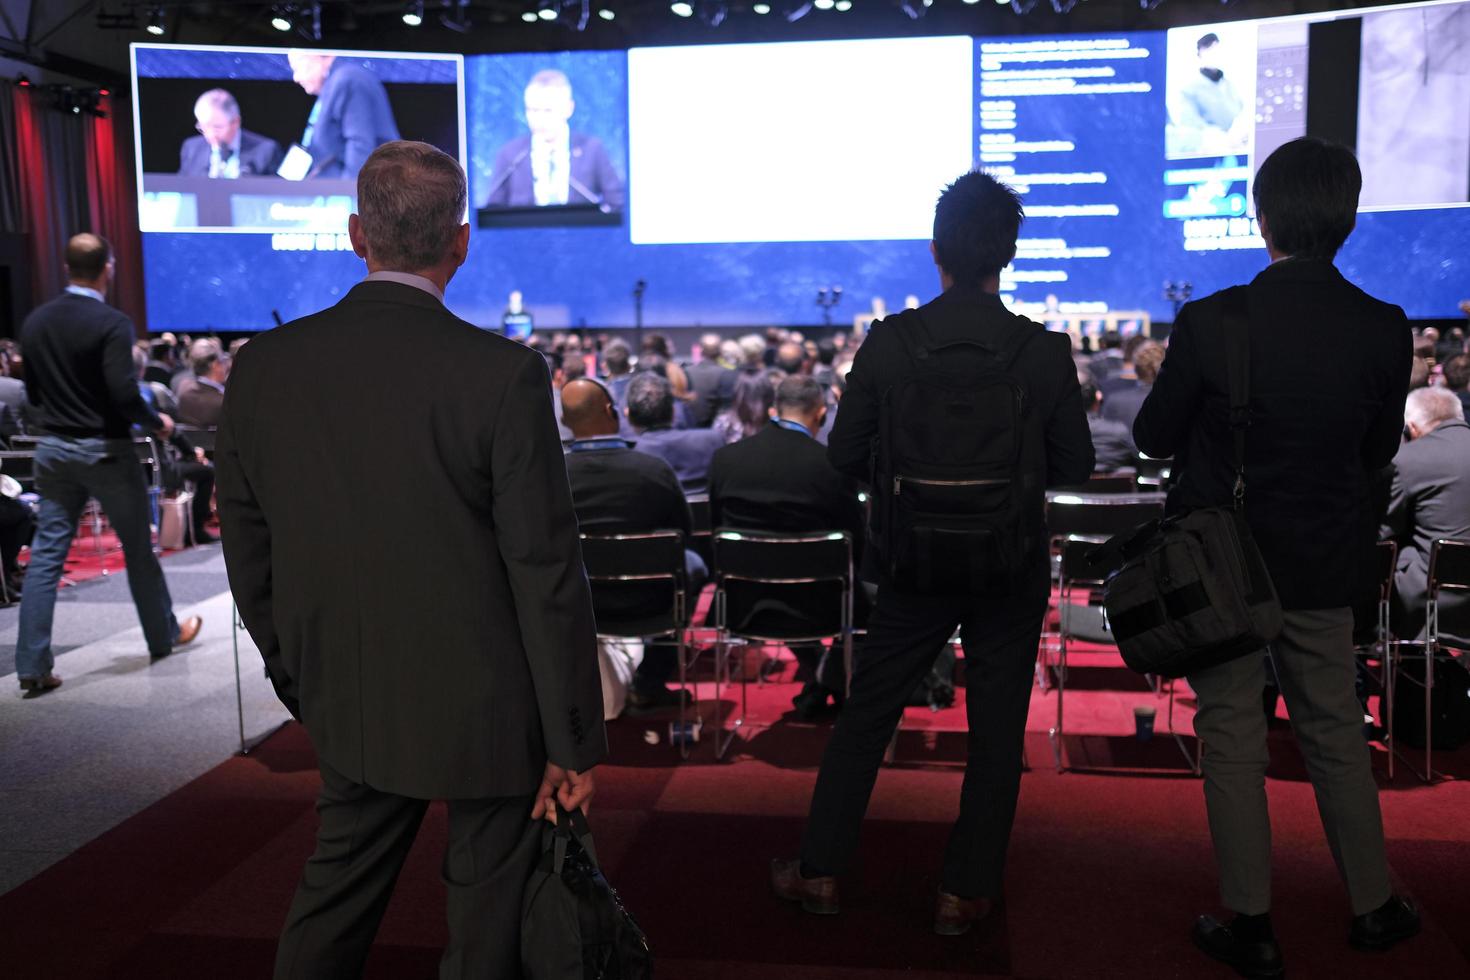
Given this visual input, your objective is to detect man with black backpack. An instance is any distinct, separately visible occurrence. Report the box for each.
[770,172,1093,932]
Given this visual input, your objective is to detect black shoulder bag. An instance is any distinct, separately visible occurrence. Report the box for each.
[1090,290,1284,678]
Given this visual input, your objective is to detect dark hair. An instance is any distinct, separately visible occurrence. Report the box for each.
[637,354,668,379]
[775,375,825,416]
[561,357,586,382]
[726,371,775,439]
[1197,33,1220,52]
[775,341,805,375]
[1444,353,1470,391]
[1252,137,1361,259]
[65,234,111,280]
[817,339,837,365]
[602,340,631,376]
[640,333,671,358]
[932,171,1023,286]
[626,372,674,429]
[1079,378,1100,409]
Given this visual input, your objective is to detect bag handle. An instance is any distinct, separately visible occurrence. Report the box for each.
[1222,288,1252,509]
[550,804,598,874]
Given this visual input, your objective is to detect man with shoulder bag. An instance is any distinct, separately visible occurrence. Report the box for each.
[769,171,1094,934]
[1133,137,1418,978]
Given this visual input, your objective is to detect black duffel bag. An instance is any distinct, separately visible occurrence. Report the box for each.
[1090,290,1283,679]
[522,806,653,980]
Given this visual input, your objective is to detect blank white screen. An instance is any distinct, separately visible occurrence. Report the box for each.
[627,36,975,245]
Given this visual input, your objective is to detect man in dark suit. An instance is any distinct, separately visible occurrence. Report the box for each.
[1100,340,1162,434]
[1383,386,1470,645]
[176,348,228,428]
[481,69,624,211]
[215,142,604,978]
[710,374,865,718]
[15,235,203,695]
[1134,138,1418,975]
[772,173,1093,933]
[561,377,703,713]
[1082,375,1135,472]
[627,371,726,492]
[288,52,400,180]
[177,88,285,178]
[687,333,738,428]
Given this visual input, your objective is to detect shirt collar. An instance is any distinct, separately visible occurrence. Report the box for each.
[197,377,226,394]
[65,284,105,303]
[771,417,813,438]
[362,271,445,304]
[568,437,633,453]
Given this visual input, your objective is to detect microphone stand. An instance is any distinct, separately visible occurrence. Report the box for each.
[633,279,647,352]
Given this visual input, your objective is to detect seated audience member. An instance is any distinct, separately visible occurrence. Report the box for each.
[143,340,176,387]
[719,339,742,370]
[1089,330,1125,384]
[0,489,33,599]
[561,378,704,713]
[1082,375,1134,471]
[737,334,766,374]
[601,340,634,408]
[1383,387,1470,644]
[1099,334,1149,395]
[713,370,776,444]
[812,339,838,388]
[177,348,229,427]
[1443,353,1470,418]
[0,340,29,441]
[1101,341,1164,432]
[136,348,217,544]
[709,375,865,718]
[626,372,725,492]
[775,341,806,375]
[171,338,219,398]
[687,333,737,427]
[1408,356,1430,390]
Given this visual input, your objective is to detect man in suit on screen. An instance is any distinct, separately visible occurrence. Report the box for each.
[216,141,605,978]
[177,88,285,178]
[481,69,625,211]
[288,52,401,180]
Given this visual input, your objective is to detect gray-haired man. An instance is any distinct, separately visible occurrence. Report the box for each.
[177,88,284,178]
[216,141,605,978]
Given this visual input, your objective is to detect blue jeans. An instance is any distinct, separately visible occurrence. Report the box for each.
[15,436,179,679]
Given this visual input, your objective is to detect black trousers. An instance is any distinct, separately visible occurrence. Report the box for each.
[275,760,541,980]
[800,562,1049,900]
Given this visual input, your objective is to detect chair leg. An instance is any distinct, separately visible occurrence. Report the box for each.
[1050,629,1067,773]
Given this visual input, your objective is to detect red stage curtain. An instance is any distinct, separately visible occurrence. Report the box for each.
[86,94,146,328]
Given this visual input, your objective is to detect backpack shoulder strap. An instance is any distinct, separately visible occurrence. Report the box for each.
[1221,287,1252,507]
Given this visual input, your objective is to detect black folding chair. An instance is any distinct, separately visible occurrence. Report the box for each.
[1133,453,1173,493]
[175,424,217,455]
[1353,540,1398,775]
[1391,538,1470,782]
[579,530,695,757]
[710,528,854,759]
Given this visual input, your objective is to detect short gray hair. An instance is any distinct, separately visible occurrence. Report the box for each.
[1405,386,1464,431]
[774,374,824,415]
[356,141,467,271]
[194,88,239,121]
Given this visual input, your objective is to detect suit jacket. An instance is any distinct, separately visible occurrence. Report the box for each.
[1134,258,1411,610]
[483,132,625,210]
[1101,381,1150,433]
[177,381,223,428]
[686,359,737,428]
[1088,414,1136,472]
[1383,420,1470,641]
[215,280,605,800]
[633,426,726,493]
[177,129,285,177]
[710,423,864,545]
[828,285,1094,564]
[565,441,691,538]
[305,63,400,180]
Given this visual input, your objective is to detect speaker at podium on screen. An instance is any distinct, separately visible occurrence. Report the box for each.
[502,291,533,341]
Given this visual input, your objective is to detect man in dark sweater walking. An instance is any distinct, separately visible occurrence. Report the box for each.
[15,235,202,695]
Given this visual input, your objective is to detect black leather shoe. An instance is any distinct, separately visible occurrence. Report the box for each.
[1192,915,1285,979]
[1350,895,1420,952]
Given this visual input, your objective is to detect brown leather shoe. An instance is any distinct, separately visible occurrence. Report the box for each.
[769,858,839,915]
[18,673,62,695]
[174,615,203,647]
[934,891,997,936]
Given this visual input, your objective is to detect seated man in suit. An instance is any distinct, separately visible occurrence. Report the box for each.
[1101,341,1163,433]
[562,378,705,713]
[627,372,725,493]
[1383,386,1470,645]
[1082,374,1135,472]
[178,88,285,179]
[288,52,400,180]
[687,333,738,428]
[135,348,217,544]
[709,375,866,718]
[481,69,624,211]
[177,348,228,428]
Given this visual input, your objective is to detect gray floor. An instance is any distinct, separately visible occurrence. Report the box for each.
[0,545,289,895]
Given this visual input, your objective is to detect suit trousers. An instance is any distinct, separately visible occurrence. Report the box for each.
[1189,607,1392,917]
[800,562,1049,899]
[275,760,541,980]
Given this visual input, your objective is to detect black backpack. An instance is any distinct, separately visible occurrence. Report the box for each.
[871,311,1041,596]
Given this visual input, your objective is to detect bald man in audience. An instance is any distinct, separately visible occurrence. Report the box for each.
[561,378,705,712]
[1383,386,1470,645]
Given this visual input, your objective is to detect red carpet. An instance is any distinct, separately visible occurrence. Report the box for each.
[2,642,1466,980]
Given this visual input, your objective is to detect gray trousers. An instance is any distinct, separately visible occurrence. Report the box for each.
[1189,607,1392,917]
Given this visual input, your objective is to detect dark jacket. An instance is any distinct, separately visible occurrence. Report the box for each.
[21,292,162,439]
[215,281,604,800]
[565,441,691,538]
[1101,381,1150,433]
[1134,258,1411,610]
[177,129,285,177]
[827,285,1094,557]
[686,359,737,428]
[632,426,726,493]
[177,380,224,428]
[483,132,624,210]
[1382,419,1470,641]
[1088,414,1136,472]
[710,423,865,546]
[304,63,400,180]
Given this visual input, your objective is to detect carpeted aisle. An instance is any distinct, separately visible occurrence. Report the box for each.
[0,659,1466,980]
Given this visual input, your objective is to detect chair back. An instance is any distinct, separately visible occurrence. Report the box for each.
[1053,474,1138,495]
[1429,539,1470,596]
[1134,454,1173,491]
[1046,495,1165,541]
[176,425,217,453]
[0,450,36,493]
[1373,539,1399,603]
[580,530,686,639]
[686,494,711,537]
[712,529,850,585]
[711,529,852,641]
